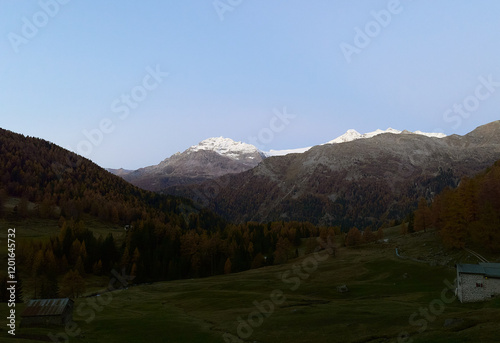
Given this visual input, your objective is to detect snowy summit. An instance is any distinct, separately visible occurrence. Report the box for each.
[187,137,262,160]
[267,128,446,156]
[327,128,446,144]
[187,129,447,159]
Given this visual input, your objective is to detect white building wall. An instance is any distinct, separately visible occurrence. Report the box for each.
[459,273,500,303]
[459,274,486,303]
[485,277,500,298]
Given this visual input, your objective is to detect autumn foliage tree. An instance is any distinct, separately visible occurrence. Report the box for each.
[345,227,363,247]
[59,270,85,298]
[414,198,432,232]
[428,161,500,252]
[363,227,376,243]
[224,258,232,274]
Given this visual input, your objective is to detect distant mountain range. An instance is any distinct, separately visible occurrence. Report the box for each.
[158,121,500,228]
[267,128,446,156]
[3,119,500,230]
[108,137,266,191]
[108,128,448,191]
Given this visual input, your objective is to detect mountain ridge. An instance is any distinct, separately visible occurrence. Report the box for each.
[109,127,448,190]
[166,121,500,228]
[112,137,265,192]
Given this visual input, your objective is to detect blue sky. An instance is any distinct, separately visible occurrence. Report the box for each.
[1,1,500,169]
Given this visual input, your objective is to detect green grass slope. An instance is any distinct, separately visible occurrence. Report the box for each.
[3,229,500,343]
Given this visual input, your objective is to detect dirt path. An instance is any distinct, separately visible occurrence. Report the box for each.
[464,248,489,263]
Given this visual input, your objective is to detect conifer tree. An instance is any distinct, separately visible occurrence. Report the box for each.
[59,270,85,298]
[224,258,232,274]
[414,198,432,232]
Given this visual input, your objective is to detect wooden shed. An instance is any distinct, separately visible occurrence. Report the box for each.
[21,298,74,327]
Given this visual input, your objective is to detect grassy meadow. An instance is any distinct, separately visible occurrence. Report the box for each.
[1,220,500,343]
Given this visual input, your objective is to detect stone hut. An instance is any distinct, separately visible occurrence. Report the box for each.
[21,298,74,327]
[456,263,500,303]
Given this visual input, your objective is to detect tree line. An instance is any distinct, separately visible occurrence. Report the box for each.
[13,218,337,299]
[406,160,500,252]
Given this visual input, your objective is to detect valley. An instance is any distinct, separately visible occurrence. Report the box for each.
[1,123,499,342]
[4,2,500,341]
[2,223,500,343]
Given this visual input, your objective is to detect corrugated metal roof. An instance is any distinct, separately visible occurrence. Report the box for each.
[457,263,500,278]
[21,298,72,317]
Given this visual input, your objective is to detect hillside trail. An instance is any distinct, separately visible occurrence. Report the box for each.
[464,248,489,263]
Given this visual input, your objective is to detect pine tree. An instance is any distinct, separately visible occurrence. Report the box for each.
[59,270,85,298]
[345,227,362,246]
[92,260,103,275]
[69,239,81,265]
[376,228,384,240]
[121,247,130,268]
[405,212,415,233]
[75,256,85,275]
[251,253,265,269]
[39,275,59,299]
[224,258,232,274]
[44,249,58,276]
[414,198,432,232]
[273,237,292,265]
[32,249,45,276]
[130,263,138,278]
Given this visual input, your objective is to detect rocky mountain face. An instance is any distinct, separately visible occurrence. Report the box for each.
[111,129,448,191]
[111,137,265,191]
[167,121,500,229]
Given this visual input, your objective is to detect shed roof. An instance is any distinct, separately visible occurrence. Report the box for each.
[21,298,73,318]
[457,263,500,278]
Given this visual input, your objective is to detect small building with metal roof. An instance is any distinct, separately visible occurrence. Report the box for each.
[20,298,74,327]
[456,263,500,303]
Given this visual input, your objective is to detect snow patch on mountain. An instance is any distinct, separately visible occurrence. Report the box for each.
[327,128,446,144]
[265,146,313,157]
[265,128,446,156]
[413,131,447,138]
[187,137,262,159]
[184,129,447,159]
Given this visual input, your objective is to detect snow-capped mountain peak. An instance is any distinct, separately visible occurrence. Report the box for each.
[267,127,446,156]
[328,129,362,144]
[187,137,262,160]
[182,129,447,160]
[327,127,445,144]
[414,131,447,138]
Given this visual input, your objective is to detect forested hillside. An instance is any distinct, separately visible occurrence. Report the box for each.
[0,128,197,224]
[0,128,335,298]
[425,160,500,252]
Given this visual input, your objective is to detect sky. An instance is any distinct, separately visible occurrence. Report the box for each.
[1,1,500,169]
